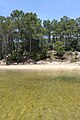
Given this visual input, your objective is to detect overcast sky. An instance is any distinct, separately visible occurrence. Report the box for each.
[0,0,80,20]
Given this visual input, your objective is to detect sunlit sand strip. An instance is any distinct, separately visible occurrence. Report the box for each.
[0,64,80,70]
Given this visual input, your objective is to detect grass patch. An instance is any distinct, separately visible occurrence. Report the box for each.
[0,70,80,120]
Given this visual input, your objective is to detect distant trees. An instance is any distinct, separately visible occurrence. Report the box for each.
[0,10,80,64]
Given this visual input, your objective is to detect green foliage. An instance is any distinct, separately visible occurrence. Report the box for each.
[54,41,65,57]
[0,11,80,64]
[12,51,17,62]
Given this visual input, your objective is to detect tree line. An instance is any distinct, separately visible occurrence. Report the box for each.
[0,10,80,64]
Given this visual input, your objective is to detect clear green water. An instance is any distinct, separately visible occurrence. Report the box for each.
[0,70,80,120]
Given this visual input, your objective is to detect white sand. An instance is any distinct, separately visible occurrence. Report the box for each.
[0,62,80,70]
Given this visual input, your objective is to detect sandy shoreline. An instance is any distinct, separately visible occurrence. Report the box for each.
[0,62,80,70]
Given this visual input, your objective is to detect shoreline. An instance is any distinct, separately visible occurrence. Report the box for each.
[0,62,80,70]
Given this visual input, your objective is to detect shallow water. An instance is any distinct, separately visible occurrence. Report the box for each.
[0,70,80,120]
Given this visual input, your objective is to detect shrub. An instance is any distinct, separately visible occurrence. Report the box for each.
[70,58,77,62]
[75,51,78,56]
[54,41,65,58]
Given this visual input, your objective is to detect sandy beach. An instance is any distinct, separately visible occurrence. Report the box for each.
[0,62,80,70]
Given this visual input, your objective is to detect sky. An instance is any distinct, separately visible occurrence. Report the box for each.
[0,0,80,20]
